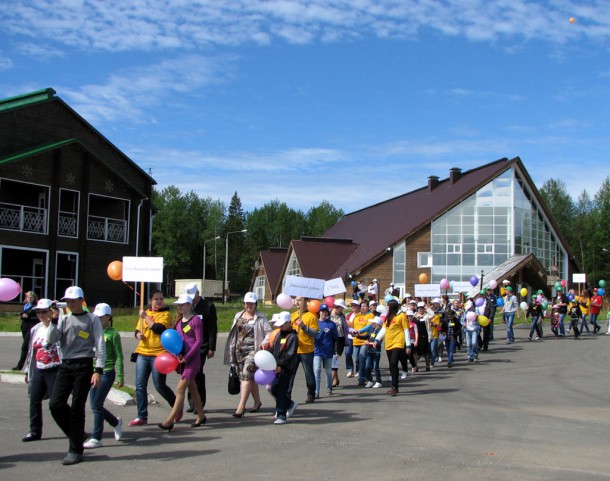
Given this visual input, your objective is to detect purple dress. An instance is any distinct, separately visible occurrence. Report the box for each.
[176,315,202,380]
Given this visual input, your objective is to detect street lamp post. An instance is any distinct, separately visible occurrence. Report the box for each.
[202,236,220,296]
[223,229,247,304]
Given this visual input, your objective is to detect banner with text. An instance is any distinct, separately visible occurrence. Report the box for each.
[414,283,441,298]
[283,275,325,299]
[324,277,347,296]
[122,257,164,283]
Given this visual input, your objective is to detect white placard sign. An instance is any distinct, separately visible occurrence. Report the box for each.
[324,277,347,296]
[414,283,441,298]
[572,273,586,283]
[283,275,325,299]
[452,281,473,293]
[122,257,164,283]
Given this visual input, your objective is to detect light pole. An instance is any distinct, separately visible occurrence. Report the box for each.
[202,236,220,295]
[223,229,247,304]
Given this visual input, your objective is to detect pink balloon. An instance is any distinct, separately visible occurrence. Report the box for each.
[0,278,22,302]
[154,352,179,374]
[276,293,293,310]
[323,296,335,309]
[489,280,498,290]
[439,278,450,290]
[466,311,477,322]
[561,280,567,288]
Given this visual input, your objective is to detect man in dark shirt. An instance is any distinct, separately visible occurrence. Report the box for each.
[184,283,218,412]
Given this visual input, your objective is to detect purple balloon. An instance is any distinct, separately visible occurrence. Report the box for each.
[475,297,485,307]
[254,369,276,385]
[469,275,479,287]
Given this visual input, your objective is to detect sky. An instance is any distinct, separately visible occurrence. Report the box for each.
[1,0,610,213]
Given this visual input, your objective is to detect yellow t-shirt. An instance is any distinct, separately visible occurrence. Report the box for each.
[580,298,590,315]
[134,309,172,356]
[384,312,409,350]
[291,310,319,354]
[352,313,374,346]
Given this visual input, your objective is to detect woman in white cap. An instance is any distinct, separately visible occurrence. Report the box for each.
[223,292,272,417]
[22,299,61,442]
[83,303,124,448]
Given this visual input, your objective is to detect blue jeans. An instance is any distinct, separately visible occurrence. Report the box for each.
[504,312,516,341]
[352,344,368,383]
[135,354,176,420]
[447,338,457,365]
[528,316,540,338]
[28,366,58,436]
[465,329,480,359]
[579,314,591,334]
[365,351,381,383]
[558,313,566,335]
[89,370,118,440]
[313,355,333,394]
[344,338,354,372]
[288,352,316,400]
[590,313,601,330]
[430,338,438,366]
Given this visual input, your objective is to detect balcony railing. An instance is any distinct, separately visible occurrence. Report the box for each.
[58,211,78,237]
[0,202,47,233]
[87,215,127,243]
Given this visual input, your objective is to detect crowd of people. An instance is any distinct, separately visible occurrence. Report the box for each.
[15,280,609,465]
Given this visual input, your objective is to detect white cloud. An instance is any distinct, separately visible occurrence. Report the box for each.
[0,55,13,70]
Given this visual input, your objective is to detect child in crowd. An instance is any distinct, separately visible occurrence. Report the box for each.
[364,316,383,388]
[268,312,298,425]
[550,305,561,337]
[313,304,338,398]
[568,297,582,339]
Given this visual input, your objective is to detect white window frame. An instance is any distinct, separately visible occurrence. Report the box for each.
[417,252,432,268]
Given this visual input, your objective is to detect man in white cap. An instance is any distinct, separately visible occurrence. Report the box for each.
[47,286,106,466]
[183,283,218,414]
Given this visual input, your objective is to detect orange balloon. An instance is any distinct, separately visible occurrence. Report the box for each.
[419,273,429,284]
[107,260,123,281]
[569,17,575,23]
[307,299,321,314]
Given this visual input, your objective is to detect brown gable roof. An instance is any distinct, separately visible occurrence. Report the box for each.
[290,237,359,280]
[260,248,288,294]
[325,157,517,275]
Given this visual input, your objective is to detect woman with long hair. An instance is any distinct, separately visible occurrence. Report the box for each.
[375,299,410,396]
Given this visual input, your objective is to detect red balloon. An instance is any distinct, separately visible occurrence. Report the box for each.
[154,352,179,374]
[107,261,123,281]
[323,296,335,309]
[308,299,321,314]
[561,279,567,288]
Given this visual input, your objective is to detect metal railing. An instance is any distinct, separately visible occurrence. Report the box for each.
[87,215,127,243]
[0,202,47,233]
[58,211,78,237]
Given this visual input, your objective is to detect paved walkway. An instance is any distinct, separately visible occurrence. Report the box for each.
[1,324,610,481]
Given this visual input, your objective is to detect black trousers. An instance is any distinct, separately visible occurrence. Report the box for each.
[387,348,404,390]
[49,359,93,454]
[17,328,32,370]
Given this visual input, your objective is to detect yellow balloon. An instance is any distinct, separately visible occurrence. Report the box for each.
[478,315,490,327]
[520,288,528,297]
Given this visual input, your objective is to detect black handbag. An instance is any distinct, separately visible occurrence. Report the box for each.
[228,365,240,395]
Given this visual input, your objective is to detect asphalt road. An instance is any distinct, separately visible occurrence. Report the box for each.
[1,322,609,481]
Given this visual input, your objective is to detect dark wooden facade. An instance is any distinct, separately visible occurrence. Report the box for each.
[0,89,155,307]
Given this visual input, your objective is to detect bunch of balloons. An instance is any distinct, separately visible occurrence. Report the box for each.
[253,350,277,385]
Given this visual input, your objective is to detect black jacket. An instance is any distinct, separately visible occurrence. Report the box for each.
[192,297,218,353]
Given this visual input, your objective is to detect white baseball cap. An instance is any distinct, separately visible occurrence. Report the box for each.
[372,316,383,325]
[406,309,415,316]
[334,299,347,309]
[432,298,441,304]
[184,283,199,295]
[32,299,53,310]
[369,300,378,306]
[417,302,426,308]
[244,292,258,303]
[274,311,291,327]
[62,286,84,299]
[93,303,112,317]
[174,294,193,305]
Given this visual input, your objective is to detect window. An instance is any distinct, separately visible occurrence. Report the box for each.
[254,275,266,303]
[87,194,129,243]
[418,252,432,267]
[58,189,79,237]
[447,244,461,254]
[0,178,49,234]
[286,251,301,277]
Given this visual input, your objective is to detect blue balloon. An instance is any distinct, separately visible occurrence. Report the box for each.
[568,294,574,301]
[496,298,505,307]
[385,294,394,303]
[598,287,606,296]
[161,328,183,355]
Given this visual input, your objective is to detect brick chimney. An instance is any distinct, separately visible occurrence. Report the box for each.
[449,167,462,184]
[428,175,439,191]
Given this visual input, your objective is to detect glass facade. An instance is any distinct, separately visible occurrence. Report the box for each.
[425,167,565,283]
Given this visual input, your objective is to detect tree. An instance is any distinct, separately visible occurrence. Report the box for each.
[225,192,248,294]
[305,200,344,236]
[539,178,576,247]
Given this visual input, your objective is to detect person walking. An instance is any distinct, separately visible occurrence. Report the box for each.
[14,291,39,371]
[501,287,518,344]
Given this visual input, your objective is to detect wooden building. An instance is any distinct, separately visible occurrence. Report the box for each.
[0,88,156,306]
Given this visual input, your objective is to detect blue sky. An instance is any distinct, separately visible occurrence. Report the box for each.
[2,1,609,212]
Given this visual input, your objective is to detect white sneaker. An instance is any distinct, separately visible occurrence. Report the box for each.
[113,417,122,441]
[346,371,353,378]
[83,438,102,449]
[274,417,287,425]
[273,411,277,420]
[400,371,408,380]
[365,381,374,388]
[437,357,442,362]
[372,382,383,388]
[287,400,298,418]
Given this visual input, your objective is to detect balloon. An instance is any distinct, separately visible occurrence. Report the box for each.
[351,281,356,286]
[478,315,490,327]
[154,352,179,374]
[567,294,574,301]
[541,301,548,310]
[161,329,183,355]
[561,280,567,288]
[599,280,606,288]
[554,281,561,290]
[466,311,477,322]
[385,294,394,303]
[496,297,504,307]
[475,297,485,307]
[500,287,506,296]
[520,301,528,310]
[254,350,277,371]
[276,293,293,310]
[419,273,428,284]
[536,295,543,302]
[0,278,22,302]
[376,304,387,315]
[439,278,450,290]
[254,369,276,385]
[106,260,123,281]
[489,279,498,290]
[450,280,455,290]
[307,299,321,314]
[520,288,528,297]
[598,288,606,296]
[469,275,479,287]
[324,296,335,309]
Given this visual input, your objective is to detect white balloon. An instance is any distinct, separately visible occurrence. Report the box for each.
[254,350,277,371]
[276,293,293,310]
[489,280,498,290]
[376,304,388,314]
[520,302,528,310]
